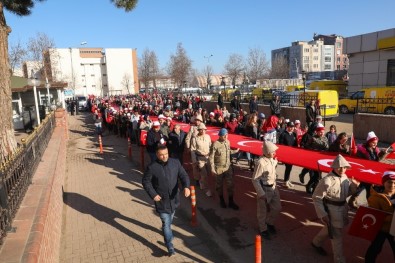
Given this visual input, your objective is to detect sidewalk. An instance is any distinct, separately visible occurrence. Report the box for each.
[60,113,229,263]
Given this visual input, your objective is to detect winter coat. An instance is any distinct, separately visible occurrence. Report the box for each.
[142,158,190,214]
[368,187,394,233]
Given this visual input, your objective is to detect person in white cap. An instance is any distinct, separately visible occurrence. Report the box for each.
[251,140,282,240]
[146,121,167,162]
[311,154,360,262]
[365,171,395,262]
[356,131,389,200]
[190,123,212,196]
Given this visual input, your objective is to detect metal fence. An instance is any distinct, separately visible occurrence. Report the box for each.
[0,112,55,246]
[355,97,395,115]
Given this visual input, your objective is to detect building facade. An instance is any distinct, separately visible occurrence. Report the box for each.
[45,47,139,96]
[271,34,348,80]
[343,28,395,93]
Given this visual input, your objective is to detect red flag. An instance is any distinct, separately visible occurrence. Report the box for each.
[385,142,395,159]
[348,206,388,241]
[350,133,357,156]
[140,130,148,146]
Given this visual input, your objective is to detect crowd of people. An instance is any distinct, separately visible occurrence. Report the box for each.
[81,92,393,261]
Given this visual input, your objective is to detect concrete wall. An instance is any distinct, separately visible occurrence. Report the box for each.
[353,113,395,143]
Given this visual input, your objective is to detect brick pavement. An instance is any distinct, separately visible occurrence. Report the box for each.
[59,113,229,263]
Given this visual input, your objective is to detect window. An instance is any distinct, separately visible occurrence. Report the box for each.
[313,56,318,60]
[337,57,340,62]
[314,48,319,53]
[90,64,93,66]
[81,74,85,77]
[387,59,395,86]
[336,42,342,48]
[324,64,331,70]
[337,65,340,70]
[92,85,96,87]
[91,74,95,77]
[102,63,106,65]
[313,64,318,69]
[304,48,310,52]
[325,57,331,62]
[103,74,107,77]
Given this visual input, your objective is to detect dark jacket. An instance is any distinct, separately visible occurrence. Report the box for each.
[279,131,297,147]
[230,98,241,112]
[142,158,190,214]
[168,130,186,155]
[249,99,258,113]
[146,129,166,153]
[217,94,224,108]
[306,104,316,123]
[270,100,281,116]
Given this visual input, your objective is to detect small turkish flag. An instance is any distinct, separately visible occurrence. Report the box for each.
[350,133,358,156]
[348,206,388,241]
[140,130,147,146]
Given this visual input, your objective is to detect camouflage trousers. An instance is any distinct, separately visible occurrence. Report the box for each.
[215,167,234,197]
[192,156,210,190]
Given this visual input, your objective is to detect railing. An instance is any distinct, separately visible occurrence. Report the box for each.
[356,97,395,115]
[0,112,55,246]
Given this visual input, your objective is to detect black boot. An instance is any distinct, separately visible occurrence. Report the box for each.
[249,159,254,171]
[228,196,239,210]
[219,196,227,208]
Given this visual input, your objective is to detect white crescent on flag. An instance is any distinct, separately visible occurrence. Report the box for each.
[361,214,377,229]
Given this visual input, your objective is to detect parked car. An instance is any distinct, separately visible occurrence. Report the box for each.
[76,95,87,111]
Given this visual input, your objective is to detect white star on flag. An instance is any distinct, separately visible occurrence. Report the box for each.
[359,169,380,174]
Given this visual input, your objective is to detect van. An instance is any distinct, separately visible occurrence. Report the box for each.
[285,85,304,92]
[289,90,339,119]
[338,86,395,114]
[75,95,87,111]
[309,80,348,98]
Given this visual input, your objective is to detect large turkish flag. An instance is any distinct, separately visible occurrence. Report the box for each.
[348,206,389,241]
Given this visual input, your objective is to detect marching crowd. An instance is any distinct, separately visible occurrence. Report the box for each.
[79,92,393,262]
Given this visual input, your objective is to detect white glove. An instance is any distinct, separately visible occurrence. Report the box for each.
[160,138,165,144]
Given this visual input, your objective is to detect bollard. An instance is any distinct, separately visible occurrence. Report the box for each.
[255,235,261,263]
[128,137,132,158]
[99,135,103,154]
[140,146,145,171]
[190,186,197,226]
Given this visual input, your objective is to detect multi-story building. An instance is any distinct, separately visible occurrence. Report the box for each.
[44,47,139,96]
[271,34,348,80]
[343,28,395,92]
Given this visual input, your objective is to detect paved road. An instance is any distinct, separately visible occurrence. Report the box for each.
[60,112,392,262]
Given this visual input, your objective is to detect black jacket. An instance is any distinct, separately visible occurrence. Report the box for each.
[146,129,166,153]
[168,130,186,154]
[142,158,190,214]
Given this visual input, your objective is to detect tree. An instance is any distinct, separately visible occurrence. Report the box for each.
[27,32,56,81]
[0,0,138,163]
[167,43,192,88]
[269,56,290,79]
[224,53,245,88]
[246,47,269,84]
[138,48,159,91]
[203,65,213,91]
[8,39,27,75]
[121,73,132,94]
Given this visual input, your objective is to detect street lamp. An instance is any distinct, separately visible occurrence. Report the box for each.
[204,55,213,91]
[28,72,42,126]
[220,76,226,100]
[301,70,307,106]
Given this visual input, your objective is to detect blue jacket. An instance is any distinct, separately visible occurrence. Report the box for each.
[142,158,190,214]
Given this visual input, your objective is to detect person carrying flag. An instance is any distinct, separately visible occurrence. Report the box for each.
[365,171,395,262]
[311,154,360,262]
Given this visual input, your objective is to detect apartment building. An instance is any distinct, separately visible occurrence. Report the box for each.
[272,34,347,80]
[44,47,139,96]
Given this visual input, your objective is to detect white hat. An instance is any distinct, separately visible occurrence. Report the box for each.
[167,117,172,121]
[315,123,325,132]
[316,115,323,119]
[158,114,165,119]
[153,121,160,127]
[209,112,215,116]
[331,154,351,169]
[263,141,278,155]
[126,113,131,116]
[285,119,290,123]
[366,131,378,143]
[295,120,301,124]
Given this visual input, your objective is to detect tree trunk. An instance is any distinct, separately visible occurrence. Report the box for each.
[0,4,17,163]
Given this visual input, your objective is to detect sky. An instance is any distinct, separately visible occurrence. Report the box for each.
[5,0,395,75]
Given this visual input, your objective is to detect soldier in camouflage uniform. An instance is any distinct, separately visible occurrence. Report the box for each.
[191,123,212,196]
[210,128,240,210]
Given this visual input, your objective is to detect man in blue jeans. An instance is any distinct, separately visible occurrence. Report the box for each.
[142,145,191,257]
